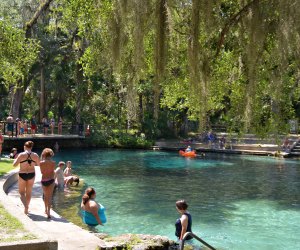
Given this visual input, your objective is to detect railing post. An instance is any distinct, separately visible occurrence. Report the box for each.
[180,232,216,250]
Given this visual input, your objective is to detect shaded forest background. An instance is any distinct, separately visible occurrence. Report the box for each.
[1,0,300,139]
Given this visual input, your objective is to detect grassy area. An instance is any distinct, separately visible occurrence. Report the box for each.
[0,158,13,176]
[0,204,36,242]
[0,159,36,242]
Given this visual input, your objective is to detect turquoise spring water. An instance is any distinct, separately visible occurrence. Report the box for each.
[52,149,300,250]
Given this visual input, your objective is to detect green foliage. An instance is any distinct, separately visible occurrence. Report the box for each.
[2,0,300,138]
[0,204,36,242]
[0,20,39,86]
[0,159,13,176]
[87,129,153,149]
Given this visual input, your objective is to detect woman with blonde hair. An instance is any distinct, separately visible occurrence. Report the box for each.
[39,148,56,219]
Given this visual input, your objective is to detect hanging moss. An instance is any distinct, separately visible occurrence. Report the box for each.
[153,0,169,121]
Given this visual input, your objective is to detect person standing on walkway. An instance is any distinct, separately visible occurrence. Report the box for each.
[58,116,63,135]
[6,114,14,137]
[39,148,56,219]
[42,117,49,135]
[175,200,193,241]
[50,118,55,135]
[30,115,37,136]
[13,141,40,214]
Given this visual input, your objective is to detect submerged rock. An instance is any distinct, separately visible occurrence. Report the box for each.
[95,233,177,250]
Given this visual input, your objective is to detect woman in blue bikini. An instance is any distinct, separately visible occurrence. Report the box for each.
[81,187,106,226]
[39,148,56,219]
[13,141,40,214]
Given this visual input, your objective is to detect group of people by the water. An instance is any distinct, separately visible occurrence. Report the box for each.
[12,141,79,219]
[10,140,192,243]
[80,187,191,242]
[2,114,63,137]
[54,160,80,189]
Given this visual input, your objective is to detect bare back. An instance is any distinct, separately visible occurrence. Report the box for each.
[13,151,40,173]
[40,160,56,179]
[81,199,99,213]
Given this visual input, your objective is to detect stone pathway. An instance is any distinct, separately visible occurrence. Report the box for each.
[5,166,105,250]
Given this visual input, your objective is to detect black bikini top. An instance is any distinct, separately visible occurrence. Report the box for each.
[20,152,36,165]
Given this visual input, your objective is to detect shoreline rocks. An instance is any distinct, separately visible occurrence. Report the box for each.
[94,233,178,250]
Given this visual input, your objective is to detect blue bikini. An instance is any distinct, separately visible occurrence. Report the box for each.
[82,204,107,226]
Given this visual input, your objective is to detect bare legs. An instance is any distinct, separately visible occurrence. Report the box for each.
[18,177,35,214]
[42,183,55,218]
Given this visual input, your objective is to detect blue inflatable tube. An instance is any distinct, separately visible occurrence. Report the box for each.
[82,203,107,226]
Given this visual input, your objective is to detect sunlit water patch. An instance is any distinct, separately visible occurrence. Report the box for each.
[52,149,300,250]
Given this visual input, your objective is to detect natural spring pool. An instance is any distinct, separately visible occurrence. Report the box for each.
[52,149,300,250]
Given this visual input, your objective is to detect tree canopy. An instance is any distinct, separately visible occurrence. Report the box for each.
[1,0,300,137]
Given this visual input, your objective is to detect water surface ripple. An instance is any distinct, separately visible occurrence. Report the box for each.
[53,149,300,250]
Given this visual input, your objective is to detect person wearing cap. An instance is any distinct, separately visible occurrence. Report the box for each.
[54,161,65,190]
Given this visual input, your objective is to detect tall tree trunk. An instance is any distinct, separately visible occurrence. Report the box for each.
[153,0,168,124]
[138,93,144,132]
[39,65,45,122]
[10,0,53,118]
[10,86,24,119]
[75,56,84,124]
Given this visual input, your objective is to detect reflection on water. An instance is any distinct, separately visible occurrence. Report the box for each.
[52,149,300,250]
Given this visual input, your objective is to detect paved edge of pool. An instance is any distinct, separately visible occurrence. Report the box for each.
[0,168,107,250]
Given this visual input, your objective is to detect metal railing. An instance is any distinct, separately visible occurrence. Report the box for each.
[180,232,216,250]
[0,121,85,137]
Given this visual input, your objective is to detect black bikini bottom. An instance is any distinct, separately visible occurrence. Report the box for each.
[41,179,55,187]
[19,172,35,181]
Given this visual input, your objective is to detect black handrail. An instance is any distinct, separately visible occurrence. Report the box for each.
[0,121,85,137]
[180,232,216,250]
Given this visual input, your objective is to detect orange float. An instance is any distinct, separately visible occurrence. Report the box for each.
[179,150,197,158]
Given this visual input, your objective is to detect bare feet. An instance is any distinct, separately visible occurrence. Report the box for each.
[24,206,29,214]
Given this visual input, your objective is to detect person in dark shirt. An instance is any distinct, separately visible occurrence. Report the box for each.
[175,200,193,241]
[9,148,18,159]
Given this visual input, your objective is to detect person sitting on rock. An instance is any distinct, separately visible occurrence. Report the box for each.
[281,138,290,152]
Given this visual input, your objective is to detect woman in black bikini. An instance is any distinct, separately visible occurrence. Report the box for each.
[39,148,56,219]
[13,141,40,214]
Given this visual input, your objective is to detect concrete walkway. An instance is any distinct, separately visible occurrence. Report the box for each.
[3,166,105,250]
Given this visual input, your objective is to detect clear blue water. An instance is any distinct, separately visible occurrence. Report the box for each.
[52,149,300,250]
